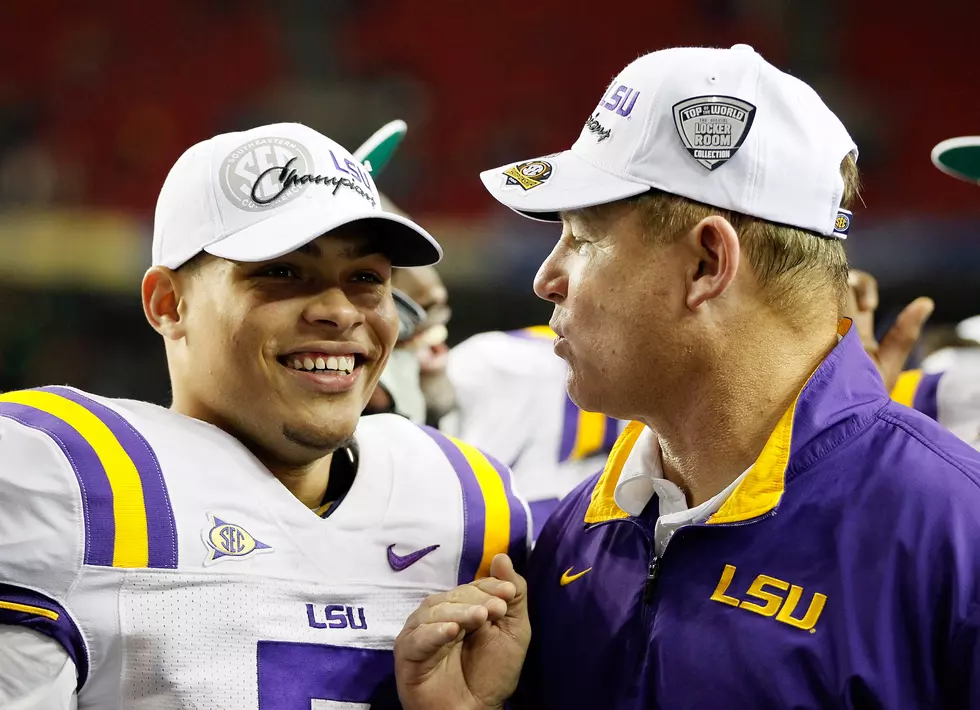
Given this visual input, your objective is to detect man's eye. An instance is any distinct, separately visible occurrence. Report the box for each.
[352,271,385,285]
[257,265,299,279]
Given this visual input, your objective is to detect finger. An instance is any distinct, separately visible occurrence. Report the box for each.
[414,579,512,612]
[397,621,462,663]
[877,297,934,388]
[848,270,879,311]
[471,575,517,602]
[490,554,529,621]
[853,311,879,354]
[422,601,503,629]
[844,281,860,319]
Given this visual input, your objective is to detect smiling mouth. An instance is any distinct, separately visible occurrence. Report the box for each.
[277,353,367,376]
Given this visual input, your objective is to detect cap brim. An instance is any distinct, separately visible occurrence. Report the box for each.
[204,201,442,267]
[931,136,980,184]
[479,150,650,222]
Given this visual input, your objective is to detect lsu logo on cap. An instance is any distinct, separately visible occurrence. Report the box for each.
[833,209,852,239]
[203,513,272,566]
[502,160,553,191]
[672,96,757,171]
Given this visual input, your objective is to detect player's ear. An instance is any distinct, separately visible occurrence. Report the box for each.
[682,215,741,310]
[142,266,186,340]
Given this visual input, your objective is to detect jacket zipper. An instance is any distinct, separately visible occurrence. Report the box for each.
[643,555,660,604]
[639,509,778,608]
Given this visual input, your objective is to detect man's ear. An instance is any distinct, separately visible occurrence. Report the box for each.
[683,215,741,310]
[142,266,186,340]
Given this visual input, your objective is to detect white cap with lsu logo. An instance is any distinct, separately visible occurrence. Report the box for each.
[152,122,442,269]
[480,45,857,238]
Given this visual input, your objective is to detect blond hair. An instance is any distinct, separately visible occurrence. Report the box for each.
[619,154,860,313]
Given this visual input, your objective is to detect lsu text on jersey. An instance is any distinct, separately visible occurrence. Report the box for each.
[0,386,529,709]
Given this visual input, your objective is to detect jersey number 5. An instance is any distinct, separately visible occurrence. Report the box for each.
[257,640,395,708]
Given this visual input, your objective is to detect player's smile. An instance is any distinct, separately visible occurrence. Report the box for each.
[277,343,374,394]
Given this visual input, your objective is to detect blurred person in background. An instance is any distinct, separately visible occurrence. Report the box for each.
[393,45,980,709]
[358,121,623,538]
[355,121,457,427]
[448,325,622,539]
[0,122,528,709]
[363,263,454,425]
[845,135,980,449]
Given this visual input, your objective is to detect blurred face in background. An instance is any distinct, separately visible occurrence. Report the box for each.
[366,265,456,421]
[147,228,398,467]
[393,265,451,379]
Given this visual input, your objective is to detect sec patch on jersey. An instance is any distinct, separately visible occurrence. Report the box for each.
[202,514,272,566]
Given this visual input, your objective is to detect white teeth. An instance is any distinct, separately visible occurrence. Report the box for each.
[288,354,356,373]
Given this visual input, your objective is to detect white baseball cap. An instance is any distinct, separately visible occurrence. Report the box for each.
[152,122,442,269]
[480,45,857,238]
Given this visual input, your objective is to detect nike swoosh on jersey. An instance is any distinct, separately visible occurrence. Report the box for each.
[560,566,593,586]
[387,544,440,571]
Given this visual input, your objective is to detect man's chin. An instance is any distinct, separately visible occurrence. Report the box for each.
[282,423,356,454]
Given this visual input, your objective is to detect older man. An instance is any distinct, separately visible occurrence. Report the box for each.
[393,45,980,710]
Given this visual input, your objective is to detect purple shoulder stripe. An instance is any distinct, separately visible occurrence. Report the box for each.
[420,426,485,585]
[0,401,116,567]
[558,394,580,462]
[0,583,89,689]
[0,387,177,569]
[43,387,177,569]
[602,417,620,452]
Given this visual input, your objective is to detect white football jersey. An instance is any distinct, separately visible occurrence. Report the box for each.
[0,386,529,709]
[446,326,623,538]
[892,351,980,449]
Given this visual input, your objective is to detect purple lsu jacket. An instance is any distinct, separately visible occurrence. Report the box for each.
[515,325,980,709]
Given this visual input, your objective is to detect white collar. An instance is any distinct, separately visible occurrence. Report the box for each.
[613,426,750,522]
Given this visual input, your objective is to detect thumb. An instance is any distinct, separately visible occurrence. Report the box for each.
[490,554,528,618]
[877,297,934,386]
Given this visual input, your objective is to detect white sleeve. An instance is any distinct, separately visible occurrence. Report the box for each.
[0,626,76,709]
[936,363,980,449]
[0,414,88,695]
[446,333,534,466]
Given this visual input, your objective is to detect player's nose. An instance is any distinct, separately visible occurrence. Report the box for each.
[533,248,568,305]
[301,287,364,331]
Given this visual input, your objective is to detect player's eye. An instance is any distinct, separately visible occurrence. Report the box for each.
[256,264,300,279]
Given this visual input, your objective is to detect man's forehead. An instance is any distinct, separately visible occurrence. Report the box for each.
[289,230,386,261]
[561,202,627,231]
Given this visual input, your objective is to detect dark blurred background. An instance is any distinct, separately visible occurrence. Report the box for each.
[1,0,978,404]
